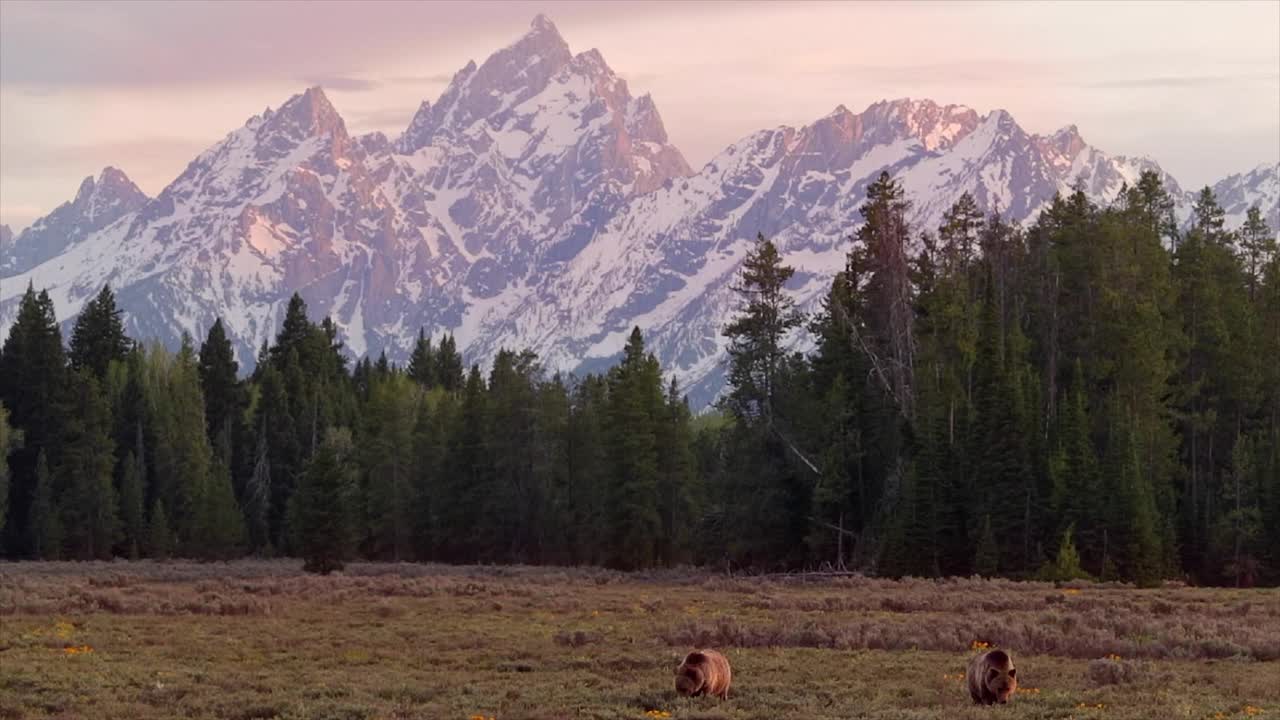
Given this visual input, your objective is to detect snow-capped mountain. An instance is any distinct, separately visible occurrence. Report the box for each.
[1,167,148,276]
[1,16,1274,407]
[1207,162,1280,233]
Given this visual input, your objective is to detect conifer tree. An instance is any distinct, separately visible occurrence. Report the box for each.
[0,285,67,555]
[68,284,130,380]
[1050,360,1101,561]
[970,266,1032,571]
[485,349,543,561]
[151,337,215,550]
[252,363,299,550]
[1239,206,1275,301]
[1041,523,1088,581]
[28,451,62,559]
[723,234,802,422]
[57,371,118,560]
[406,329,436,388]
[807,374,857,566]
[438,365,489,561]
[244,420,273,553]
[194,459,246,561]
[147,500,173,560]
[0,402,17,540]
[562,375,610,565]
[435,334,465,392]
[198,318,241,466]
[656,377,696,566]
[290,429,357,574]
[605,329,663,569]
[858,172,916,420]
[360,373,419,561]
[118,451,146,558]
[974,514,998,577]
[1191,187,1230,246]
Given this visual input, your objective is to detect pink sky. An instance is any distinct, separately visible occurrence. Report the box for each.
[1,0,1277,231]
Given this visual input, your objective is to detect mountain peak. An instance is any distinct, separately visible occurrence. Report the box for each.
[397,15,577,150]
[271,86,345,138]
[859,98,980,151]
[72,166,147,213]
[74,174,98,204]
[506,13,571,64]
[529,13,559,35]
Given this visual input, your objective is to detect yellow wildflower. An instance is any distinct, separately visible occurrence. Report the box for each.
[1243,707,1265,717]
[62,645,93,656]
[644,712,672,719]
[1064,588,1082,595]
[971,640,991,650]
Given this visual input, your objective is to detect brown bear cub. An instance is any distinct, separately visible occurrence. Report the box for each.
[967,649,1017,705]
[675,649,732,700]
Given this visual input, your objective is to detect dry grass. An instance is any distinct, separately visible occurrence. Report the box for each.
[0,561,1276,719]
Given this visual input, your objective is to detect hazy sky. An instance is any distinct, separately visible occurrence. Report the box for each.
[1,0,1277,231]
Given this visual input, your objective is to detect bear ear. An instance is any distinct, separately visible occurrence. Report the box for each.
[1008,668,1017,678]
[686,651,706,663]
[986,667,1000,681]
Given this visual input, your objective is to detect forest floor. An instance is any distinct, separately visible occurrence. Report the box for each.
[1,561,1277,720]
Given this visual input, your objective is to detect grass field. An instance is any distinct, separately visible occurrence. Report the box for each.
[1,561,1277,720]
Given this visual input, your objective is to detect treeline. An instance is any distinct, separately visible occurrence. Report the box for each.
[1,171,1276,585]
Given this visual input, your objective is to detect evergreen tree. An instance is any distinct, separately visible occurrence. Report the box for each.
[605,329,663,569]
[485,349,544,562]
[1239,206,1275,301]
[269,294,313,370]
[198,318,241,466]
[359,373,419,561]
[1050,360,1101,563]
[0,285,67,555]
[722,233,802,422]
[656,378,697,566]
[806,374,857,567]
[193,459,246,561]
[251,363,298,550]
[1040,523,1089,582]
[290,429,357,574]
[151,337,215,551]
[1191,187,1230,246]
[406,329,436,388]
[969,266,1033,572]
[857,172,916,420]
[0,402,18,540]
[437,365,490,561]
[974,514,998,577]
[68,284,130,380]
[244,418,273,553]
[435,334,465,392]
[57,371,118,560]
[118,451,146,559]
[562,375,610,565]
[28,451,62,559]
[147,500,173,560]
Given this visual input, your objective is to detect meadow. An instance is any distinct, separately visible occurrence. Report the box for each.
[1,561,1277,720]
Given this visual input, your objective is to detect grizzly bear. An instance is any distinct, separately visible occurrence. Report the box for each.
[966,649,1018,705]
[674,649,732,700]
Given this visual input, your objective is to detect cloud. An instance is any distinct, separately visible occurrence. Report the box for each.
[388,73,456,86]
[349,107,415,131]
[1079,73,1280,89]
[299,75,381,92]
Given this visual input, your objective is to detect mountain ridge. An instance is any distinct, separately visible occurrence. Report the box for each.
[3,16,1276,407]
